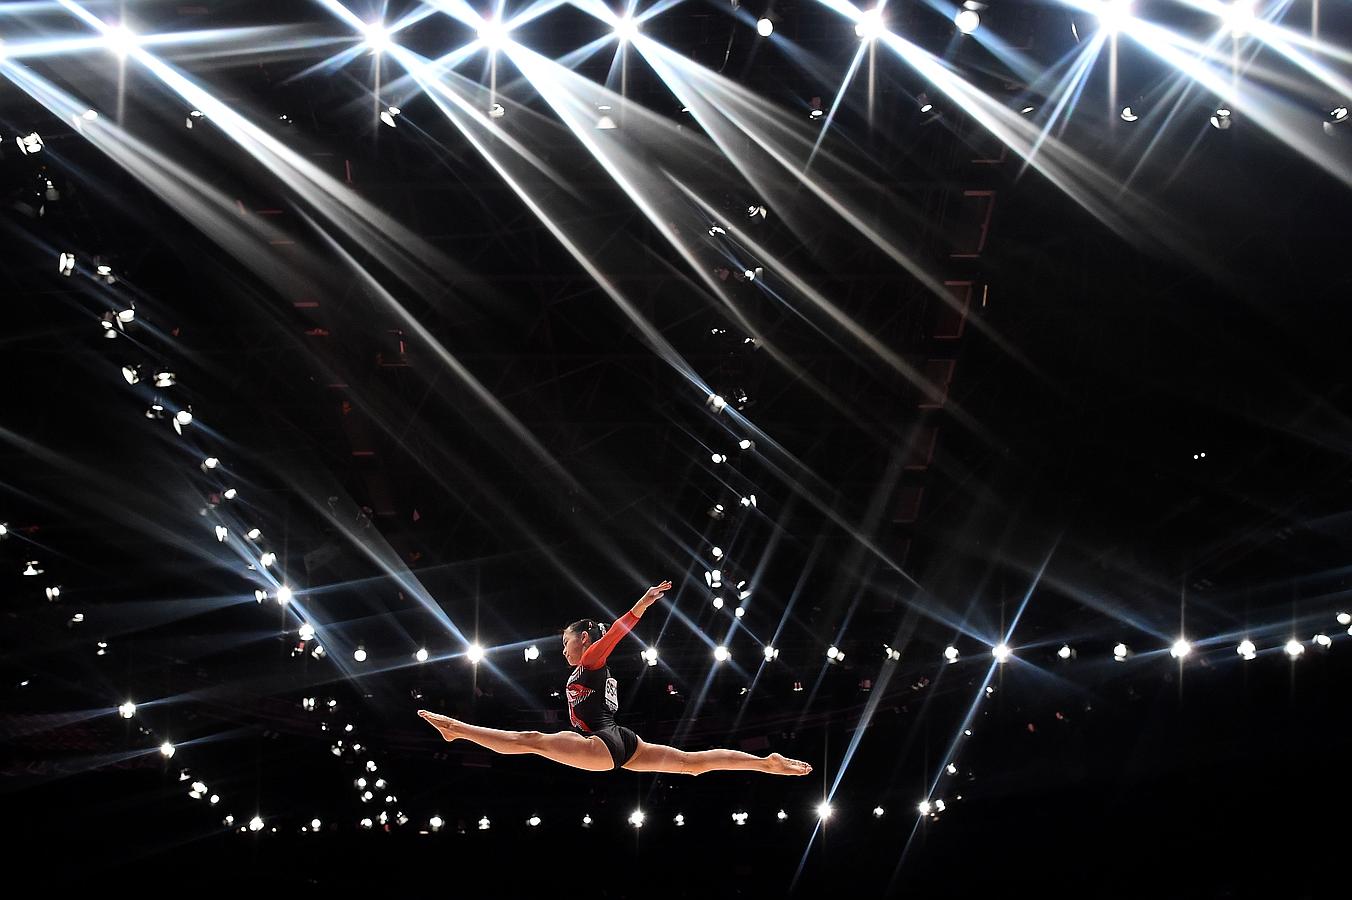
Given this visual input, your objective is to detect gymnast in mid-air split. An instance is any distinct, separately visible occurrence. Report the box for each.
[418,580,813,777]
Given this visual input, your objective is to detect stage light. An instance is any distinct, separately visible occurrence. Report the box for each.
[527,816,541,827]
[429,815,443,831]
[254,589,267,603]
[379,107,400,128]
[629,809,645,828]
[122,365,140,385]
[712,595,722,609]
[214,525,228,542]
[1113,642,1129,661]
[757,17,773,36]
[23,561,41,576]
[16,133,43,155]
[186,109,205,129]
[884,645,900,661]
[465,643,486,664]
[855,8,885,41]
[642,647,659,666]
[918,93,934,114]
[582,814,592,827]
[105,25,138,58]
[145,403,164,418]
[1338,612,1352,626]
[223,488,238,500]
[119,701,136,719]
[1222,0,1255,37]
[478,17,508,50]
[59,253,75,276]
[175,409,193,426]
[354,647,367,662]
[706,569,722,588]
[1237,639,1256,660]
[714,646,730,662]
[260,552,276,567]
[776,809,787,821]
[1021,105,1036,115]
[873,806,885,818]
[478,816,491,830]
[245,528,261,541]
[934,800,947,812]
[360,818,373,829]
[827,646,840,660]
[946,763,958,775]
[1170,638,1191,659]
[732,811,748,825]
[918,799,932,815]
[1314,633,1332,648]
[734,606,745,618]
[210,795,220,805]
[614,15,639,43]
[1097,0,1133,35]
[202,457,219,471]
[299,625,316,644]
[415,647,429,662]
[276,585,293,604]
[992,643,1011,663]
[738,439,755,452]
[488,103,506,119]
[712,546,724,559]
[367,760,378,772]
[362,20,392,53]
[525,645,540,661]
[1285,639,1304,658]
[955,9,980,33]
[816,801,833,820]
[708,394,727,412]
[764,645,779,661]
[45,586,60,601]
[157,741,175,758]
[1058,644,1073,659]
[1210,108,1233,130]
[944,645,959,662]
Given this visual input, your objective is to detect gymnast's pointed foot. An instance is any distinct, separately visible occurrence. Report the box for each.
[417,709,463,743]
[766,753,812,776]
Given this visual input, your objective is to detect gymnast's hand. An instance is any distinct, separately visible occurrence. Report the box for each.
[636,580,672,612]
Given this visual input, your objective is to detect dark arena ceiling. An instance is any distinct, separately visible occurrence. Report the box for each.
[2,0,1351,895]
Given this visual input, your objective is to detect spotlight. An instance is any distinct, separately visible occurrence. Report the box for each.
[363,20,392,53]
[712,596,724,609]
[16,133,43,155]
[105,25,138,58]
[119,701,136,719]
[379,107,400,128]
[708,393,727,412]
[202,457,219,471]
[873,806,885,818]
[1057,644,1073,660]
[223,488,238,500]
[955,9,980,33]
[614,15,639,43]
[416,647,429,662]
[809,100,825,120]
[734,607,745,618]
[946,763,958,775]
[708,224,727,236]
[1021,105,1036,115]
[764,645,779,661]
[1210,108,1233,130]
[160,741,175,758]
[582,814,593,827]
[525,645,540,661]
[1113,642,1129,661]
[629,809,645,828]
[641,647,659,666]
[1324,107,1349,137]
[175,408,193,427]
[23,561,42,576]
[816,802,833,820]
[739,495,757,508]
[186,109,204,128]
[776,809,787,821]
[711,453,727,464]
[992,643,1011,663]
[943,645,959,663]
[478,17,508,50]
[731,811,748,825]
[1097,0,1133,35]
[1222,0,1255,37]
[596,111,618,130]
[711,546,723,559]
[1121,105,1138,122]
[58,253,75,276]
[713,646,730,662]
[1237,639,1256,660]
[935,800,947,812]
[883,645,900,661]
[145,403,164,418]
[214,525,228,542]
[488,103,506,119]
[1285,639,1304,658]
[855,8,885,41]
[826,646,840,660]
[254,590,267,603]
[918,799,932,815]
[1314,633,1332,648]
[478,816,491,830]
[467,643,485,664]
[757,17,773,37]
[527,816,541,827]
[299,623,315,641]
[122,365,141,385]
[429,815,443,831]
[259,552,276,567]
[276,585,293,604]
[1338,612,1352,626]
[917,93,935,114]
[1170,638,1191,659]
[45,586,61,601]
[354,647,367,662]
[246,528,261,541]
[706,569,722,588]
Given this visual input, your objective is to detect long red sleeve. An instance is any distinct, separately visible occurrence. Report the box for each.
[579,611,640,670]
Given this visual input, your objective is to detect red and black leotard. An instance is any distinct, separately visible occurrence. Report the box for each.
[566,611,641,768]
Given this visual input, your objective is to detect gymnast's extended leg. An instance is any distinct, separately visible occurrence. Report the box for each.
[418,710,614,772]
[621,737,812,777]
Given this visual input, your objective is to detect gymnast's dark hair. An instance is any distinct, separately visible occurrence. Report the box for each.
[565,618,608,643]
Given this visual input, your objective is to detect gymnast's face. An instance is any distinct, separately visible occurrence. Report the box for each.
[562,627,592,667]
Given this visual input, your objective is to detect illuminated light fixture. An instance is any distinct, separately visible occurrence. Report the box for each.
[429,815,443,831]
[45,586,61,601]
[524,645,540,661]
[708,224,727,236]
[96,264,115,283]
[776,809,787,821]
[379,106,400,128]
[254,590,267,603]
[0,523,6,537]
[1314,633,1332,649]
[223,488,238,500]
[918,93,934,114]
[298,623,315,641]
[747,204,767,221]
[16,132,43,155]
[488,103,506,119]
[884,644,900,661]
[1096,0,1133,35]
[1323,108,1348,137]
[362,20,392,53]
[712,596,724,609]
[734,606,745,618]
[816,802,833,820]
[1237,639,1256,660]
[596,112,618,130]
[614,15,639,43]
[918,799,932,815]
[202,456,219,470]
[764,645,779,661]
[186,109,204,129]
[743,267,764,282]
[711,546,724,560]
[246,528,262,541]
[214,525,228,542]
[160,741,175,758]
[641,647,658,666]
[731,811,748,825]
[934,800,947,812]
[302,697,317,711]
[946,763,958,775]
[582,814,593,827]
[354,647,367,662]
[24,561,42,576]
[739,495,757,508]
[738,439,753,452]
[527,816,541,827]
[1113,642,1129,661]
[1222,0,1255,37]
[359,818,373,829]
[629,809,645,828]
[1285,638,1304,658]
[992,643,1012,663]
[466,643,485,664]
[809,96,825,120]
[477,16,508,50]
[122,365,141,385]
[1338,612,1352,626]
[1170,638,1192,659]
[757,17,773,36]
[1057,644,1073,660]
[478,816,491,830]
[311,818,322,831]
[145,403,164,418]
[82,109,98,121]
[711,453,727,464]
[259,552,276,567]
[1021,105,1036,115]
[276,585,293,604]
[119,701,136,719]
[873,806,885,818]
[97,642,108,655]
[708,393,727,412]
[854,7,885,40]
[416,647,429,662]
[706,569,722,588]
[943,645,959,663]
[1210,107,1233,130]
[708,503,725,519]
[826,646,840,660]
[174,407,193,426]
[955,9,980,34]
[1121,106,1139,122]
[59,253,75,276]
[105,25,138,58]
[713,646,730,662]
